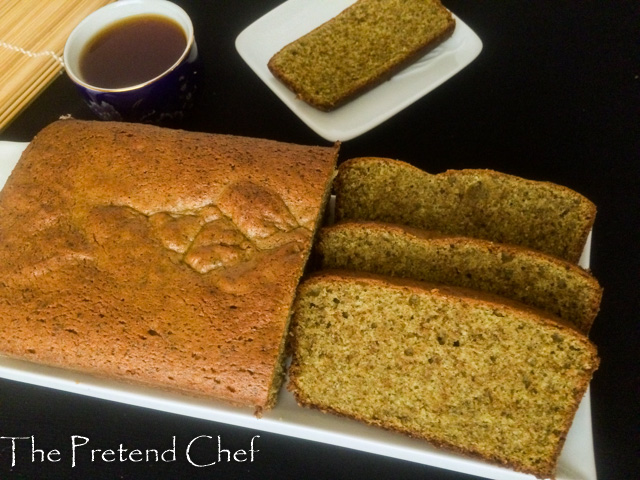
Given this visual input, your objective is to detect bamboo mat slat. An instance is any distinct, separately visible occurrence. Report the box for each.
[0,0,114,132]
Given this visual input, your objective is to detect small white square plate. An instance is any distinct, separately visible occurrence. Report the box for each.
[235,0,483,142]
[0,141,596,480]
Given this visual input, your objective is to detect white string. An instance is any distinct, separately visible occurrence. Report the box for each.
[0,40,65,67]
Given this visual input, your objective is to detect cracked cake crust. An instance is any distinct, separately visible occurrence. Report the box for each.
[0,119,339,411]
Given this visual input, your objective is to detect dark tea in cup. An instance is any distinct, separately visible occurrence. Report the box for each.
[64,0,199,123]
[79,14,187,89]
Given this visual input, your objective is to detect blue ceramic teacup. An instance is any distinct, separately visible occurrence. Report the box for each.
[63,0,200,123]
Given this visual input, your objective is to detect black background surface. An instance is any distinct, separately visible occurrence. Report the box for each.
[1,1,638,479]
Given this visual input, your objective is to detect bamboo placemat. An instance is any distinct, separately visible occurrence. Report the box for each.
[0,0,114,132]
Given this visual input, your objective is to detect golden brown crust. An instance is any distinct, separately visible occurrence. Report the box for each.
[0,119,339,410]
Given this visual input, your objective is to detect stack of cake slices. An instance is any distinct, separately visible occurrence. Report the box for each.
[289,157,601,479]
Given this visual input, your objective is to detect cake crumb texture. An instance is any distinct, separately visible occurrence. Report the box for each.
[268,0,455,111]
[334,157,596,263]
[316,221,602,333]
[289,271,599,478]
[0,119,338,410]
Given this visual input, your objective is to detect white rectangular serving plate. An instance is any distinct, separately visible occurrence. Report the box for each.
[0,141,596,480]
[235,0,483,142]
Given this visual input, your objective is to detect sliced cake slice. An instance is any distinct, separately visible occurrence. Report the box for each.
[289,270,599,479]
[334,157,596,263]
[315,221,602,333]
[268,0,455,111]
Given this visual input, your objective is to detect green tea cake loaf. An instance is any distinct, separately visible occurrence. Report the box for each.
[0,119,339,413]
